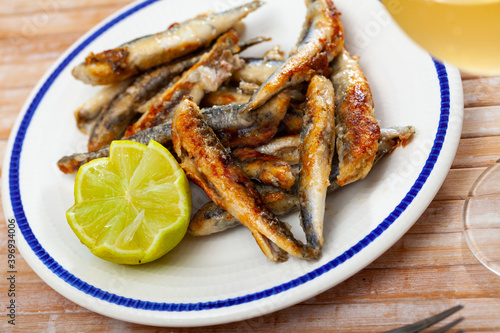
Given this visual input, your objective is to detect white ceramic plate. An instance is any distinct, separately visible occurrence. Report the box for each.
[2,0,463,327]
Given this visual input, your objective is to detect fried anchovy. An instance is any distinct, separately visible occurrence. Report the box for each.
[72,0,263,85]
[89,35,275,149]
[240,0,344,115]
[125,30,242,136]
[189,184,299,236]
[298,75,335,255]
[74,80,132,134]
[133,90,290,150]
[331,47,380,186]
[232,148,295,190]
[87,54,202,151]
[256,126,415,179]
[172,96,315,261]
[188,126,415,236]
[231,58,308,99]
[212,92,291,148]
[132,36,270,115]
[58,93,288,173]
[378,126,414,153]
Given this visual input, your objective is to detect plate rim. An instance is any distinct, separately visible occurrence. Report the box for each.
[1,0,464,327]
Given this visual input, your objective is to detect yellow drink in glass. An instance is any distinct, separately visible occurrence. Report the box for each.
[382,0,500,75]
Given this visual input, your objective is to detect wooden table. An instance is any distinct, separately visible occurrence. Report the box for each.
[1,1,500,331]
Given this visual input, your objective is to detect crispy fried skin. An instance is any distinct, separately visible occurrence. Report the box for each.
[189,185,299,236]
[74,80,132,134]
[186,127,415,238]
[298,74,336,255]
[172,96,314,261]
[215,92,291,148]
[87,53,203,151]
[241,0,343,115]
[331,47,380,186]
[72,1,262,85]
[125,30,242,137]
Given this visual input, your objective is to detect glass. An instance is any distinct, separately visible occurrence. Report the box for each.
[382,0,500,275]
[381,0,500,75]
[463,160,500,275]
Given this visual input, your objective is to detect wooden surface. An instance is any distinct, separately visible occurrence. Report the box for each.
[1,1,500,332]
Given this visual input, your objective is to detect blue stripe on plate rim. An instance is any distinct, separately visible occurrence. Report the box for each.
[8,0,450,312]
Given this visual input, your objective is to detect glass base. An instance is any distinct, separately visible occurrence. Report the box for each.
[463,159,500,276]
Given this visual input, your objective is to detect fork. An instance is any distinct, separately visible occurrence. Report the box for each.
[382,305,465,333]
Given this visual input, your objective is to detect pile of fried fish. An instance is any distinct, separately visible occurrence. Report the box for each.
[58,0,415,262]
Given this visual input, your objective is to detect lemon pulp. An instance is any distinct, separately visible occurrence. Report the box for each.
[66,140,191,265]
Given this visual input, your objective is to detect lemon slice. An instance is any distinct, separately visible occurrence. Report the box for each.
[66,140,191,265]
